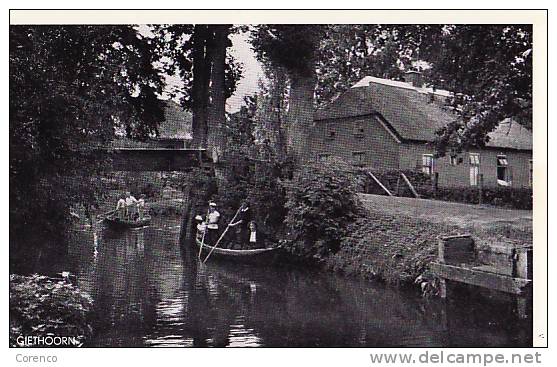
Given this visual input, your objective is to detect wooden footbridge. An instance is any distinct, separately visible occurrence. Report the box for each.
[99,147,212,171]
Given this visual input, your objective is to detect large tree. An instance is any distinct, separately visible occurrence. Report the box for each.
[151,25,243,149]
[9,25,165,272]
[151,24,243,241]
[251,25,326,163]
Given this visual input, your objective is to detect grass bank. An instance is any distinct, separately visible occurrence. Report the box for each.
[323,194,532,287]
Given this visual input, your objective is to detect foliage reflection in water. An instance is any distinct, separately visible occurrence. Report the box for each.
[66,217,529,347]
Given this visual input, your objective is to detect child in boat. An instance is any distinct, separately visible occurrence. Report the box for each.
[137,194,146,219]
[247,221,258,248]
[246,221,275,249]
[116,194,127,220]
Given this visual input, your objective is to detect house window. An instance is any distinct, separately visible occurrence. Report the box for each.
[353,121,365,137]
[352,151,366,166]
[449,154,458,166]
[497,154,510,186]
[318,153,331,162]
[529,159,533,187]
[325,130,336,140]
[422,154,434,175]
[469,153,480,186]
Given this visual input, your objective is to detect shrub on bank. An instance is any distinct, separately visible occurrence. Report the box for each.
[283,160,363,259]
[324,212,461,286]
[10,274,93,347]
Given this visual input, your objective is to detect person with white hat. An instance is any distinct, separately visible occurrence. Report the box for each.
[205,201,220,245]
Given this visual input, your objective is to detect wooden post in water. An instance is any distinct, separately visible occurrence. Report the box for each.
[437,237,447,298]
[513,246,532,319]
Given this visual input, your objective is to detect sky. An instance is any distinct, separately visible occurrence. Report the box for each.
[227,32,265,112]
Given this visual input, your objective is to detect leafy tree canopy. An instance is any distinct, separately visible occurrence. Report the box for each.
[150,24,244,110]
[9,25,166,272]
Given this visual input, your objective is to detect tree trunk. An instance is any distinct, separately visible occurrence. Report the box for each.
[286,69,316,163]
[191,25,211,148]
[270,68,288,158]
[206,25,231,163]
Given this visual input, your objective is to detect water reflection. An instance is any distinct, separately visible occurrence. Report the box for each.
[66,217,530,347]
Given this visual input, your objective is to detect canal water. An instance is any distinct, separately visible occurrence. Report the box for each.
[64,216,530,347]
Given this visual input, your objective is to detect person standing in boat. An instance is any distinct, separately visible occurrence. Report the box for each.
[115,193,127,220]
[228,200,251,249]
[125,191,138,220]
[205,202,220,245]
[137,194,146,220]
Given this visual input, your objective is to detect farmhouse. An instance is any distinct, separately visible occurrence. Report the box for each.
[308,73,533,188]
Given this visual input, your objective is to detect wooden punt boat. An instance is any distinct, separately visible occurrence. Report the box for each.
[104,214,152,229]
[195,238,281,264]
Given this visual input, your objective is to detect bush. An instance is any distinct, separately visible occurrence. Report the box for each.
[283,160,363,259]
[10,274,93,347]
[210,156,289,243]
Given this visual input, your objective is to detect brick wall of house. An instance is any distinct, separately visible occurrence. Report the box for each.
[308,115,400,170]
[399,142,532,188]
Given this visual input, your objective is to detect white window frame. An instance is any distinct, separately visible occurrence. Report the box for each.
[469,153,480,186]
[422,154,434,176]
[496,154,511,186]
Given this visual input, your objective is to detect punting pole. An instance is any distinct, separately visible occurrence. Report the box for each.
[202,205,243,264]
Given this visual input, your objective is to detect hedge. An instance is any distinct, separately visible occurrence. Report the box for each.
[362,169,532,210]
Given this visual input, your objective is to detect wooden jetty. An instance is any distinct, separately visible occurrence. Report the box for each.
[430,234,532,319]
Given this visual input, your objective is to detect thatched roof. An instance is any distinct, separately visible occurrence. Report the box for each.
[315,76,532,151]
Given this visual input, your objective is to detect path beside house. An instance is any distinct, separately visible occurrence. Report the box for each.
[358,193,532,236]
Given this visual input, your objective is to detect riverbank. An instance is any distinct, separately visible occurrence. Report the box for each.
[323,194,532,288]
[9,274,93,347]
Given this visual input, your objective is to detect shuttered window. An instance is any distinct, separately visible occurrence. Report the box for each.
[352,151,366,166]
